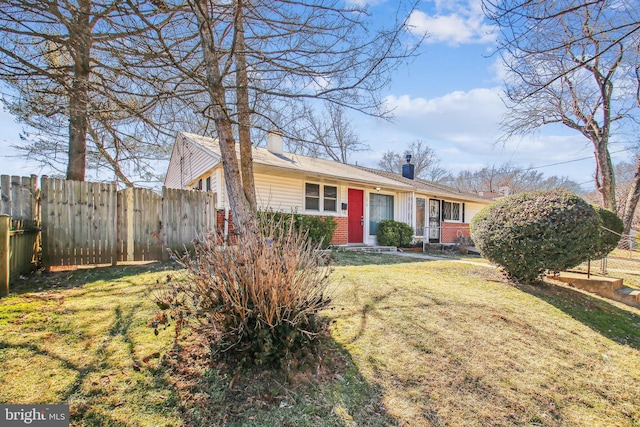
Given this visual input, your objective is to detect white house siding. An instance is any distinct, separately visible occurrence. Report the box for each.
[210,169,224,210]
[463,201,487,223]
[164,139,185,189]
[164,135,218,189]
[254,173,304,212]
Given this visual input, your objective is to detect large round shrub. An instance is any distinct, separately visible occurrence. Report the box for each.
[591,205,623,259]
[377,219,414,247]
[470,190,601,283]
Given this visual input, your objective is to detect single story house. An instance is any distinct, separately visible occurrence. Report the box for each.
[164,132,494,245]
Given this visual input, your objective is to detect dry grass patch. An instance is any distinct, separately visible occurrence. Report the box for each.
[327,260,640,426]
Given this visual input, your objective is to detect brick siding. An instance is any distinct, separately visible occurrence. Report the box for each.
[441,222,470,244]
[330,216,348,245]
[216,209,237,244]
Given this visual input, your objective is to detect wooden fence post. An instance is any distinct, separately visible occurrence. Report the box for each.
[0,215,9,297]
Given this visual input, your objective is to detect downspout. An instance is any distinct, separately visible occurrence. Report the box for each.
[224,207,230,244]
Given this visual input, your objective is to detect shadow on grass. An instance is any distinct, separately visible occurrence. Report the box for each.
[163,334,399,427]
[7,261,183,295]
[0,270,183,424]
[515,280,640,350]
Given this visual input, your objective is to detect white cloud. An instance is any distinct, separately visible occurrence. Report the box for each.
[383,87,505,146]
[406,1,496,45]
[353,86,597,184]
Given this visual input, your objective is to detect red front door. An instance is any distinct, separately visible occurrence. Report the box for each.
[348,189,364,243]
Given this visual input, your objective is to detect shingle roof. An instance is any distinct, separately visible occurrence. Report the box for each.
[354,165,494,203]
[181,132,413,189]
[180,132,492,203]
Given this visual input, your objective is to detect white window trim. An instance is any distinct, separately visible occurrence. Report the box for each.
[442,201,462,223]
[304,182,338,213]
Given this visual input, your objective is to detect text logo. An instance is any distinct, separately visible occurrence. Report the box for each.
[1,405,69,426]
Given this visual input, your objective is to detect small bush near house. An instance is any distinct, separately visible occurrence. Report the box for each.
[591,205,624,259]
[260,211,337,249]
[376,220,414,247]
[154,213,332,368]
[294,214,338,249]
[470,189,601,284]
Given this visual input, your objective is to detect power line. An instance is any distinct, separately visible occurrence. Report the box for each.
[525,148,632,172]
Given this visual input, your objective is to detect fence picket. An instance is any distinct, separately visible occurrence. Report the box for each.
[1,175,10,216]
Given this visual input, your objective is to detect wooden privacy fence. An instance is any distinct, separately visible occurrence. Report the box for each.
[1,175,41,296]
[1,174,217,293]
[115,186,218,264]
[41,177,217,266]
[41,178,119,266]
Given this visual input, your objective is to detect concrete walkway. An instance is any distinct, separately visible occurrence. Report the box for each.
[386,249,496,268]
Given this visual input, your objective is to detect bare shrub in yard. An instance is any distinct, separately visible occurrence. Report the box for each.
[154,214,333,367]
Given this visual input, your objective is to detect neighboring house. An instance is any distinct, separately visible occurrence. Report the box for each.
[164,132,493,245]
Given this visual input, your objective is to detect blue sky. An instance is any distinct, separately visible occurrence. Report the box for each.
[350,0,616,192]
[0,0,630,191]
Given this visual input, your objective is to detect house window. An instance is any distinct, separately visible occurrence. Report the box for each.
[305,183,320,210]
[305,183,338,212]
[194,179,203,190]
[369,193,394,235]
[416,197,426,235]
[324,185,337,212]
[443,201,461,221]
[206,177,211,191]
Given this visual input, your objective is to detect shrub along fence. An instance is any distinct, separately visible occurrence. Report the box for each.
[1,174,217,295]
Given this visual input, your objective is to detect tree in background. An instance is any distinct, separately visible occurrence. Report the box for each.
[0,0,177,185]
[585,157,640,231]
[146,0,421,368]
[443,163,582,195]
[288,103,369,164]
[483,0,640,234]
[377,140,449,182]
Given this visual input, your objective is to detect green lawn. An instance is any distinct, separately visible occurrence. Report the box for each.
[1,255,639,426]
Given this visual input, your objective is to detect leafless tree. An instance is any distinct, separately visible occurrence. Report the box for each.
[483,0,640,233]
[592,158,640,231]
[167,0,421,236]
[444,163,582,195]
[377,140,449,182]
[0,1,178,185]
[287,103,369,163]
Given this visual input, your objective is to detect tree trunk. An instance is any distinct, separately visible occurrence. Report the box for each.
[235,0,257,212]
[66,0,91,181]
[593,138,617,212]
[190,0,258,238]
[621,156,640,236]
